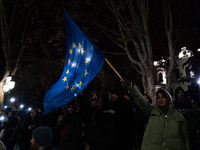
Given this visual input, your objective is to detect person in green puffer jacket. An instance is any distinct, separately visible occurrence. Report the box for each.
[128,83,190,150]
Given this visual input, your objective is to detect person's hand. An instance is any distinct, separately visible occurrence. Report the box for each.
[58,115,63,123]
[28,124,36,130]
[120,78,131,87]
[129,82,133,89]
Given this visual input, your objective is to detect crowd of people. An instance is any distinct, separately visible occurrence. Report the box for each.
[0,84,199,150]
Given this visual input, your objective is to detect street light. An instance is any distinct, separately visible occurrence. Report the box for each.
[3,75,15,93]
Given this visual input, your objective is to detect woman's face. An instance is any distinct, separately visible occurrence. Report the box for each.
[156,92,167,107]
[92,94,98,100]
[8,112,12,117]
[30,110,37,118]
[68,105,75,114]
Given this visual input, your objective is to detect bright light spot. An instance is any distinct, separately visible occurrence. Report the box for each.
[3,84,9,92]
[86,57,91,62]
[4,106,7,109]
[20,104,24,109]
[161,58,166,63]
[197,48,200,52]
[179,47,193,58]
[198,79,200,85]
[28,107,32,111]
[178,52,184,59]
[9,81,15,89]
[154,61,159,66]
[190,71,195,78]
[0,116,5,121]
[77,48,81,53]
[10,98,15,102]
[162,71,167,84]
[72,63,76,67]
[6,76,12,83]
[74,94,77,97]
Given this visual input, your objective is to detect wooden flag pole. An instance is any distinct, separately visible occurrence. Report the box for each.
[105,58,124,82]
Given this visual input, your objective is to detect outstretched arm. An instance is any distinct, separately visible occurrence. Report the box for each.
[128,83,153,117]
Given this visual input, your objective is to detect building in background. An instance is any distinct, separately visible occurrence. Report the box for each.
[154,47,198,99]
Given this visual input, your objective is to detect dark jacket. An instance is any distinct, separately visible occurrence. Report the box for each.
[87,109,118,150]
[110,96,136,150]
[57,112,84,150]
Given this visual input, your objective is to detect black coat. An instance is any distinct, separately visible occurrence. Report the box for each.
[110,96,136,150]
[87,109,118,150]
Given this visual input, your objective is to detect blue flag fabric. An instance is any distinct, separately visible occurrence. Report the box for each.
[43,11,105,114]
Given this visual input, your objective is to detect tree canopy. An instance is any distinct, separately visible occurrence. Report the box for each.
[0,0,200,108]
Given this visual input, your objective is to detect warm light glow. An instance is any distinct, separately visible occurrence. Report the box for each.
[6,76,12,83]
[154,61,159,66]
[9,81,15,89]
[3,76,15,93]
[3,84,9,92]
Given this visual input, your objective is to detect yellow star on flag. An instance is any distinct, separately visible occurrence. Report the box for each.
[68,59,71,64]
[84,58,89,65]
[78,43,81,48]
[69,49,72,54]
[66,69,69,74]
[73,42,77,49]
[78,81,82,86]
[84,70,88,77]
[81,48,85,55]
[65,83,69,89]
[62,76,67,82]
[70,85,75,91]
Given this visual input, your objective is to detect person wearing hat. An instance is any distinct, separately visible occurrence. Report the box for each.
[30,126,53,150]
[108,87,136,150]
[128,83,190,150]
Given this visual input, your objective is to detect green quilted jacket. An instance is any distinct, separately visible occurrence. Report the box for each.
[129,85,190,150]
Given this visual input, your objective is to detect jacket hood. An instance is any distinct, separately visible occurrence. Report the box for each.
[156,88,172,104]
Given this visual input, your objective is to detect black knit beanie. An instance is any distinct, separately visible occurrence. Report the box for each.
[108,88,119,96]
[32,126,53,147]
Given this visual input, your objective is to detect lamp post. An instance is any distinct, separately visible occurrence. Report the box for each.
[3,75,15,108]
[3,75,15,93]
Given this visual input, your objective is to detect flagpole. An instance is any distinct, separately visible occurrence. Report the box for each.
[105,58,124,82]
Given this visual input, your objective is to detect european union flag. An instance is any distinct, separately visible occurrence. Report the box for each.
[43,11,105,114]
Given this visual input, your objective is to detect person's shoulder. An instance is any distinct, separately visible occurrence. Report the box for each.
[172,109,186,121]
[43,145,53,150]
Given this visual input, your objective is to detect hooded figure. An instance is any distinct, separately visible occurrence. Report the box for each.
[173,87,192,110]
[129,84,190,150]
